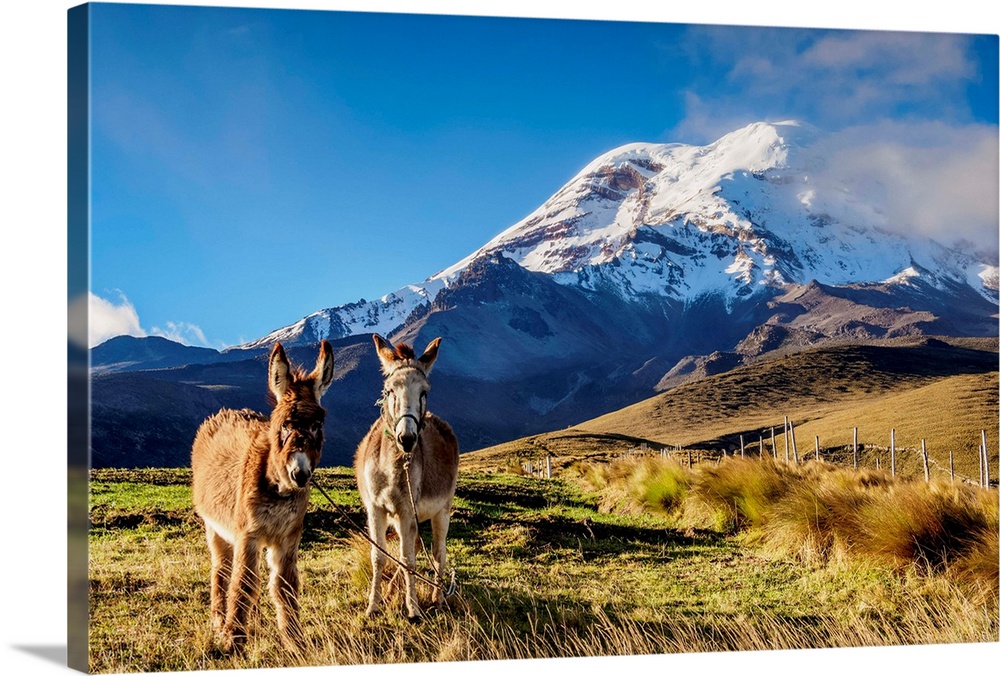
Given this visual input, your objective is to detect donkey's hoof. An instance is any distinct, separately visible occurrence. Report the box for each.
[218,631,246,655]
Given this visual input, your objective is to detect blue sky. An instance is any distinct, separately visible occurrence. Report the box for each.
[86,2,999,349]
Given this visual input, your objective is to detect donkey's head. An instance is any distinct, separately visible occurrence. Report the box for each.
[373,334,441,456]
[266,341,335,495]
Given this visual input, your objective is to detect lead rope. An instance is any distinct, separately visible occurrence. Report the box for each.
[371,382,457,600]
[402,444,458,602]
[310,480,447,593]
[383,392,446,588]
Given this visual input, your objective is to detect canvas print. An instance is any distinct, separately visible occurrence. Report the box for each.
[68,2,999,673]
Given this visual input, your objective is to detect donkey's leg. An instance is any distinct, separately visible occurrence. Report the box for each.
[266,543,304,652]
[399,513,421,620]
[429,507,451,609]
[205,525,233,633]
[223,535,260,652]
[365,507,387,617]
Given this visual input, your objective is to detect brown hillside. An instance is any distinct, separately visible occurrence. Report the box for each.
[463,340,998,480]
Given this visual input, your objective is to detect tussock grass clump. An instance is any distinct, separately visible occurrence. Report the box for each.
[584,455,998,594]
[755,464,890,564]
[692,460,998,591]
[574,458,613,491]
[579,457,691,518]
[635,459,690,515]
[851,481,998,578]
[760,473,866,565]
[688,457,791,532]
[948,527,1000,604]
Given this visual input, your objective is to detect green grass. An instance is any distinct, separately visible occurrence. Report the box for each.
[87,463,998,673]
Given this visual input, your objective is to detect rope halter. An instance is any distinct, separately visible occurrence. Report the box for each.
[377,366,428,457]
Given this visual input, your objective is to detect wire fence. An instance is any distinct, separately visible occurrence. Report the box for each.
[522,423,996,488]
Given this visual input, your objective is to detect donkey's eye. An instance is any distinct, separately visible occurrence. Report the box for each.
[280,426,291,444]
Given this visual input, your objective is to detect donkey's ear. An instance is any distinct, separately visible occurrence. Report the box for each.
[268,343,291,400]
[418,337,442,373]
[312,340,335,401]
[372,334,398,374]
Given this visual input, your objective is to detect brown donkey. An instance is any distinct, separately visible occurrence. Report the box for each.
[354,334,459,620]
[191,341,334,653]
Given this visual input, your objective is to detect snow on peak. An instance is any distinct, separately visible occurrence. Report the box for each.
[883,266,921,284]
[431,122,807,285]
[239,120,994,349]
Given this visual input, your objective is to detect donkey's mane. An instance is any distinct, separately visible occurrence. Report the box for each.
[393,343,416,360]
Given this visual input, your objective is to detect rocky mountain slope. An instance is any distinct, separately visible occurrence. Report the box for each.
[90,120,997,467]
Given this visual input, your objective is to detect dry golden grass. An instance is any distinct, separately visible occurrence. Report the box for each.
[88,465,998,673]
[581,455,999,598]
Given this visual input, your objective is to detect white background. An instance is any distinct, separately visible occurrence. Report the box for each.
[1,1,997,675]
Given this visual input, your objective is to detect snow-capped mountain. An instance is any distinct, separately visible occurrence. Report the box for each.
[91,121,999,467]
[239,120,997,352]
[239,281,444,350]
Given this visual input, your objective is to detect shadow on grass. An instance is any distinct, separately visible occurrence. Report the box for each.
[91,469,719,567]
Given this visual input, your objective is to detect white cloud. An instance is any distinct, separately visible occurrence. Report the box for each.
[79,291,222,349]
[86,291,146,348]
[674,27,982,142]
[806,122,999,255]
[801,32,972,86]
[150,321,213,348]
[667,25,997,258]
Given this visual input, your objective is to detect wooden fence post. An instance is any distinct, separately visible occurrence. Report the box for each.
[546,455,552,480]
[759,434,764,459]
[771,427,777,460]
[784,416,790,463]
[921,439,929,483]
[979,444,985,488]
[789,420,799,464]
[982,430,990,487]
[814,436,820,462]
[740,435,745,459]
[687,447,692,468]
[853,427,858,470]
[890,428,896,478]
[949,449,955,483]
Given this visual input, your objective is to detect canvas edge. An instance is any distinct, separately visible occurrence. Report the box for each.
[68,3,91,673]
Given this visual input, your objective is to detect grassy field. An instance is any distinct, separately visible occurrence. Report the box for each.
[87,461,998,674]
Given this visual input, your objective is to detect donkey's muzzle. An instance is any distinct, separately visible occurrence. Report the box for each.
[398,432,417,455]
[289,452,313,488]
[291,466,312,488]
